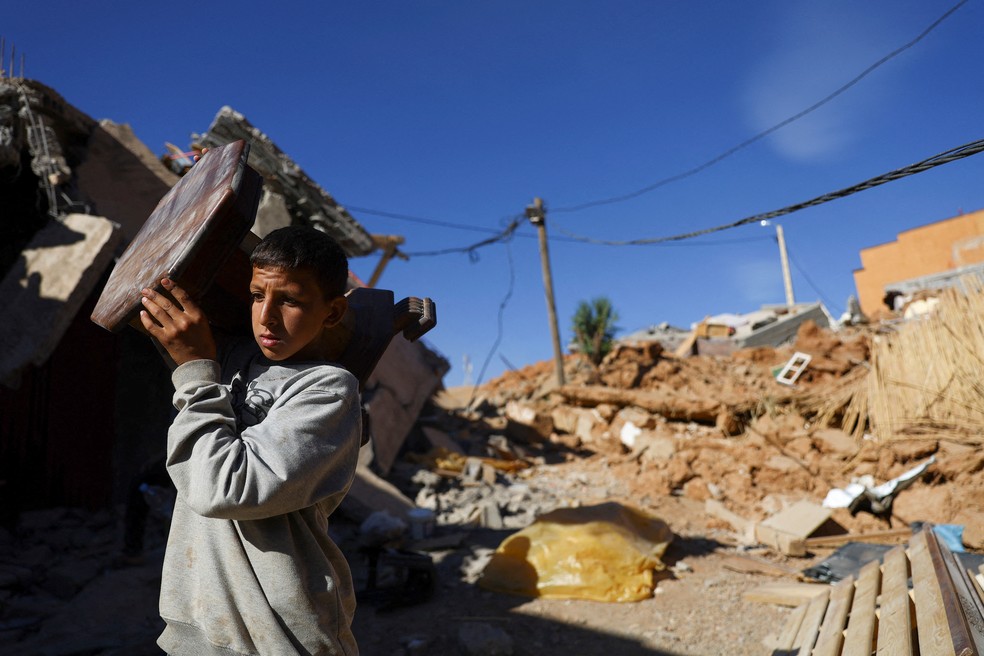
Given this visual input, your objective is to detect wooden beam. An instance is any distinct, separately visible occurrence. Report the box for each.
[744,582,830,606]
[802,527,913,550]
[842,559,881,656]
[772,602,809,655]
[909,528,976,656]
[812,574,856,656]
[792,588,831,655]
[876,545,914,655]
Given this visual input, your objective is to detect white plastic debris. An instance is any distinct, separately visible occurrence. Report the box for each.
[620,421,642,449]
[823,456,936,514]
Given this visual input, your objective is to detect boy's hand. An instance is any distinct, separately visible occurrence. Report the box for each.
[139,278,217,366]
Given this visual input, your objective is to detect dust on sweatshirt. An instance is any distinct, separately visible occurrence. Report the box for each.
[157,338,361,656]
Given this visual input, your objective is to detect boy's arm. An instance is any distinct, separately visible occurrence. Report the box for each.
[165,361,361,520]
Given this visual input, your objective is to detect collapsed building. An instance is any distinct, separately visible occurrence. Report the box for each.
[0,78,447,522]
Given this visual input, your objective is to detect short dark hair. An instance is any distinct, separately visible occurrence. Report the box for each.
[250,225,349,298]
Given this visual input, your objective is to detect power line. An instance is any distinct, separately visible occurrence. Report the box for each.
[345,205,505,235]
[554,230,775,247]
[554,137,984,246]
[784,243,844,315]
[470,239,518,403]
[403,215,524,258]
[552,0,969,214]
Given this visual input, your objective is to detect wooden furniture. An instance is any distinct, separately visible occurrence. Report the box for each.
[771,526,984,656]
[91,140,262,334]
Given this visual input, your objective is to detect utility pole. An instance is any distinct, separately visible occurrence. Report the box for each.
[526,197,566,386]
[775,223,795,307]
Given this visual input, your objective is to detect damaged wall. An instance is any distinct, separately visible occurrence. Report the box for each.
[854,207,984,316]
[0,79,178,513]
[1,80,448,521]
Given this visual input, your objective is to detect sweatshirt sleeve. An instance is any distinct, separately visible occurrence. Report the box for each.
[165,359,361,521]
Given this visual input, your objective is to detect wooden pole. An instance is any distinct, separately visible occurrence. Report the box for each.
[366,234,405,288]
[776,224,795,306]
[526,198,566,386]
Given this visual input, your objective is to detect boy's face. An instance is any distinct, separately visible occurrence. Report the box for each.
[249,265,347,362]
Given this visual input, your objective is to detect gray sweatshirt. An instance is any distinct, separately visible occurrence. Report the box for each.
[157,338,361,656]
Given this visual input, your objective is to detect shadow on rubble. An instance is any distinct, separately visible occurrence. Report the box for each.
[349,524,696,656]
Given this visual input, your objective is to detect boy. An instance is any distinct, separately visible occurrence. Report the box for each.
[139,225,361,655]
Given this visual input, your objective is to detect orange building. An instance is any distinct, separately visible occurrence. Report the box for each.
[853,208,984,316]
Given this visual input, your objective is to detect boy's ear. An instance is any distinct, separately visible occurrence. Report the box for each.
[323,295,348,328]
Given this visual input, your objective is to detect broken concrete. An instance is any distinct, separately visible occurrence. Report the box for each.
[0,213,121,386]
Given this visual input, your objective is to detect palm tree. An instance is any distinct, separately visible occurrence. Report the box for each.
[571,297,619,365]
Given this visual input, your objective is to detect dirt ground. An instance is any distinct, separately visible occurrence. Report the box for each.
[2,320,983,655]
[0,456,801,656]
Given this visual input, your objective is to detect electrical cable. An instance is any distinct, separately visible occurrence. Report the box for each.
[553,137,984,246]
[784,243,844,316]
[469,238,517,405]
[403,215,524,258]
[551,0,969,214]
[344,205,505,235]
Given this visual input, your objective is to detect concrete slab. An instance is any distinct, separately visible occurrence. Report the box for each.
[0,214,121,387]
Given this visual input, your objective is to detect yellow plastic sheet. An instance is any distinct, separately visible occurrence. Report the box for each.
[478,502,673,602]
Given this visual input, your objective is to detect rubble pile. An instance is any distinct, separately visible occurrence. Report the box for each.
[394,319,982,551]
[0,508,165,653]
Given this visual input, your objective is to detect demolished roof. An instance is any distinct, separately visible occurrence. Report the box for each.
[195,106,374,257]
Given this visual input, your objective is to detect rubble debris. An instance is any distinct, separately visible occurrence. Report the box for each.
[755,500,832,557]
[457,622,515,656]
[774,351,811,386]
[867,281,984,443]
[822,456,935,517]
[801,541,894,584]
[0,213,121,386]
[196,106,374,254]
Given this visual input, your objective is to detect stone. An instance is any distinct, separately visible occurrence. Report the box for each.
[458,621,515,656]
[715,409,742,436]
[503,401,553,442]
[682,478,711,501]
[811,428,857,456]
[888,439,939,463]
[954,510,984,549]
[764,454,802,473]
[636,434,676,462]
[480,502,504,530]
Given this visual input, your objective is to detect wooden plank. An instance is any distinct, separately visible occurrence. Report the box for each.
[876,545,914,656]
[910,528,975,656]
[803,527,913,549]
[792,588,831,655]
[842,559,881,656]
[772,601,810,655]
[941,543,984,654]
[812,574,856,656]
[744,582,832,606]
[719,553,800,578]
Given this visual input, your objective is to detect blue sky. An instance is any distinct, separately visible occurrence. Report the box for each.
[9,1,984,386]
